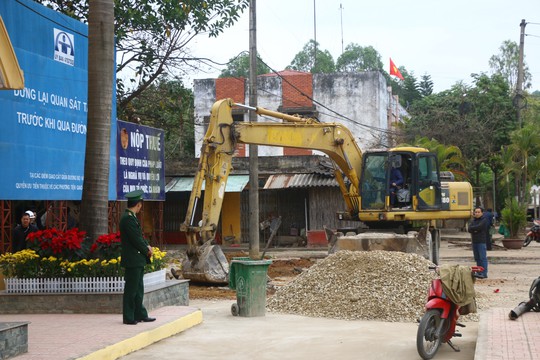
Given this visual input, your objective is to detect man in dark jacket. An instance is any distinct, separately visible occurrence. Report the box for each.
[12,211,38,252]
[483,208,494,250]
[389,166,404,207]
[120,189,155,325]
[468,207,489,278]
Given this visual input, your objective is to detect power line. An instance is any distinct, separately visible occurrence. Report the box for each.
[207,50,402,138]
[256,56,401,137]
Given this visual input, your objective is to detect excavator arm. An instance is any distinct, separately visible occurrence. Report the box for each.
[181,98,364,247]
[179,98,366,283]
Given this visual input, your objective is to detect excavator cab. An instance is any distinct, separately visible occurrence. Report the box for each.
[359,148,443,212]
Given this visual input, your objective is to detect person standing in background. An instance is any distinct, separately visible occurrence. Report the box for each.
[484,208,494,250]
[40,204,53,229]
[25,210,37,226]
[120,189,156,325]
[468,207,489,278]
[12,211,38,252]
[67,207,77,229]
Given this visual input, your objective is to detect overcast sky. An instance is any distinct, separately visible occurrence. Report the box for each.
[188,0,540,93]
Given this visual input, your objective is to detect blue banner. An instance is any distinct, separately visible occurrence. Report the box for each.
[117,121,165,201]
[0,0,116,200]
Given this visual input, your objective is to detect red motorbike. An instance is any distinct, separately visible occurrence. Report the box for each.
[523,219,540,247]
[416,265,483,359]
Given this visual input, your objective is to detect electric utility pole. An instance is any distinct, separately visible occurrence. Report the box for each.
[313,0,317,71]
[248,0,259,258]
[516,19,526,128]
[340,3,344,55]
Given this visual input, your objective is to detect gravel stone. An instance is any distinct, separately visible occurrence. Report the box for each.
[267,250,439,322]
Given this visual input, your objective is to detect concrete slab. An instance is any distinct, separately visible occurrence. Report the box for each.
[120,299,478,360]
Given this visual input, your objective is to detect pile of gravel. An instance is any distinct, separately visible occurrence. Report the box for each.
[267,250,436,322]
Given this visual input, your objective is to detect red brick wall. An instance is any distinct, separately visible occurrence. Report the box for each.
[282,73,313,155]
[215,78,246,156]
[216,78,245,103]
[284,147,312,156]
[235,144,246,157]
[282,73,313,108]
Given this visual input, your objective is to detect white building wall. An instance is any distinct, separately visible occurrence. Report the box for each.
[312,71,389,152]
[193,71,391,157]
[193,79,216,158]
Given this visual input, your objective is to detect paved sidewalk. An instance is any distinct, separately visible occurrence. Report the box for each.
[476,308,540,360]
[1,306,202,360]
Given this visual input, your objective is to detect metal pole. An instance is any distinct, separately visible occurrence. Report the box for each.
[340,3,344,55]
[516,19,526,128]
[492,172,496,220]
[248,0,260,258]
[313,0,317,70]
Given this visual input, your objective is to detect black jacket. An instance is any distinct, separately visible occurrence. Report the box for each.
[468,217,489,244]
[12,224,38,252]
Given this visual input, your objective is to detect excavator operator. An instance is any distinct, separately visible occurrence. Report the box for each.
[389,163,404,207]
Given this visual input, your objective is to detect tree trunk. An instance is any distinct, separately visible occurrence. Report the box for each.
[79,0,115,240]
[475,162,481,206]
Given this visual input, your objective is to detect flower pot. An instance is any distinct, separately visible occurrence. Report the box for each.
[502,239,523,250]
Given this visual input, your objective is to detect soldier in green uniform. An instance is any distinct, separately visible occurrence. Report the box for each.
[120,189,156,325]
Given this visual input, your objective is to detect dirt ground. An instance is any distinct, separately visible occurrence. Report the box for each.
[163,239,540,311]
[438,239,540,313]
[184,251,317,300]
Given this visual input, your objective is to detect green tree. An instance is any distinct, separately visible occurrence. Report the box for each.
[79,0,115,240]
[418,74,434,97]
[127,78,195,159]
[413,137,467,179]
[288,40,335,74]
[489,40,532,92]
[33,0,250,114]
[509,124,540,202]
[219,52,270,78]
[406,74,517,196]
[335,43,383,72]
[384,66,429,108]
[400,71,422,107]
[497,145,519,198]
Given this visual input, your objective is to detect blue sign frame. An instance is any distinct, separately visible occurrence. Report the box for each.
[117,120,165,201]
[0,0,116,200]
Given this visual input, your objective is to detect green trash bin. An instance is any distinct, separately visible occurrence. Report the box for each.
[229,257,272,317]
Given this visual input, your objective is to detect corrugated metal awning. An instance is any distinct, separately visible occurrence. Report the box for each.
[165,175,250,193]
[263,174,338,189]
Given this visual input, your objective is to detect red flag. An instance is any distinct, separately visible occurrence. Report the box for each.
[389,58,404,80]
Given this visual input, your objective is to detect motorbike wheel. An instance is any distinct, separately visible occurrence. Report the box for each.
[524,235,533,247]
[417,309,444,360]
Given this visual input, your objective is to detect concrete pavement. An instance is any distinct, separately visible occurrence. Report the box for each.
[4,234,540,360]
[119,299,478,360]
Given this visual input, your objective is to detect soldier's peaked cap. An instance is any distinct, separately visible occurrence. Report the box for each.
[125,189,144,201]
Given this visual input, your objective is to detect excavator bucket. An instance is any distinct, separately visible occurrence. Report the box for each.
[325,227,435,262]
[182,240,229,284]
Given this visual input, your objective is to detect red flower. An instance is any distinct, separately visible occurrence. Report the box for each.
[26,228,86,260]
[91,231,121,259]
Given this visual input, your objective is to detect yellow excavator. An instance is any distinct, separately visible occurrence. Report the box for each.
[180,99,473,283]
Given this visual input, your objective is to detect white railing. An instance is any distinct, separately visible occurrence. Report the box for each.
[3,269,166,294]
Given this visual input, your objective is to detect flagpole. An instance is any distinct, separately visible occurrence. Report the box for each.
[340,3,344,55]
[313,0,317,70]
